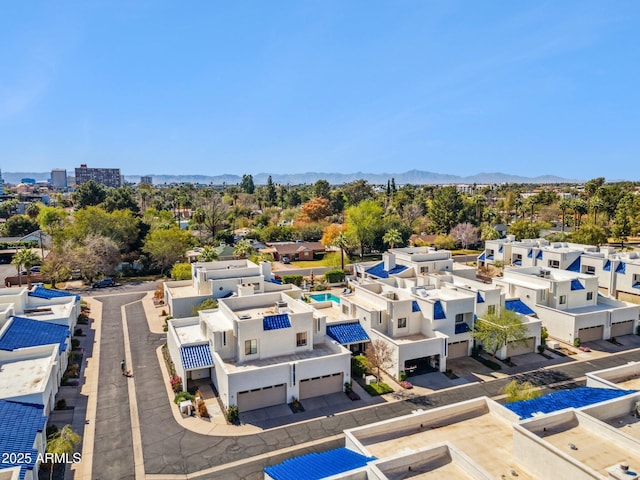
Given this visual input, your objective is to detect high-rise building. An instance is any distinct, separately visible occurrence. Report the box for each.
[75,164,122,188]
[140,175,152,185]
[50,169,68,189]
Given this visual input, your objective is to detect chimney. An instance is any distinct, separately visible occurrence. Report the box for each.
[384,253,396,272]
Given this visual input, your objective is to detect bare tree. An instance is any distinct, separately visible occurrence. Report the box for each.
[365,338,393,381]
[450,222,479,249]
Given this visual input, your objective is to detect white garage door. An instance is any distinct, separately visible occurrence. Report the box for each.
[299,373,343,400]
[506,337,536,357]
[448,340,469,359]
[611,320,634,337]
[578,325,604,343]
[237,383,286,412]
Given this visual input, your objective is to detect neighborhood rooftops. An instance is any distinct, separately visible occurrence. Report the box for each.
[0,400,46,480]
[326,322,370,345]
[28,285,80,302]
[0,316,69,354]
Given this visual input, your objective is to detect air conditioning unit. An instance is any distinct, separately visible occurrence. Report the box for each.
[238,314,251,320]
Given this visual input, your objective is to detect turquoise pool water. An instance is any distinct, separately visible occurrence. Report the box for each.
[309,293,341,304]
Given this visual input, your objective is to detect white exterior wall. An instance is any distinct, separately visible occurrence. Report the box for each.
[534,304,608,344]
[431,296,475,339]
[166,320,186,390]
[495,317,542,360]
[0,288,28,312]
[615,261,640,297]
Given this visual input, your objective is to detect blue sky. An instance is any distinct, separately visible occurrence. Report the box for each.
[1,1,639,179]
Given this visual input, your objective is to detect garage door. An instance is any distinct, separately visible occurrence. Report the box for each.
[237,383,286,412]
[611,320,634,337]
[578,325,604,343]
[506,337,535,357]
[448,340,469,359]
[299,373,343,400]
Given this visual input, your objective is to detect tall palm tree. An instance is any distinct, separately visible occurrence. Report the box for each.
[382,228,403,250]
[11,249,41,288]
[558,199,572,233]
[333,232,351,272]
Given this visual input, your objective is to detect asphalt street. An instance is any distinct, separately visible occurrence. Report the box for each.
[89,284,640,480]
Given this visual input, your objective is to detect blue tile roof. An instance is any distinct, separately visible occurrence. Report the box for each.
[179,344,214,370]
[505,299,535,316]
[412,300,421,312]
[433,300,446,320]
[603,260,611,271]
[476,292,485,304]
[263,314,291,330]
[527,250,533,258]
[498,245,503,253]
[616,262,626,274]
[0,400,46,480]
[478,252,486,261]
[513,260,522,266]
[455,322,471,334]
[264,448,375,480]
[326,322,370,345]
[269,278,282,285]
[28,285,80,301]
[0,317,69,354]
[566,257,580,272]
[364,262,408,279]
[505,387,637,420]
[570,279,584,291]
[536,250,543,260]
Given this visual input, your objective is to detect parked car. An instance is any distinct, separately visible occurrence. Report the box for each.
[30,266,41,273]
[92,278,116,288]
[281,256,291,264]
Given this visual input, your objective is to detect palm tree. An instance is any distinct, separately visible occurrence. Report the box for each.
[382,228,403,250]
[11,249,41,288]
[558,199,572,233]
[572,199,588,229]
[589,195,605,225]
[333,232,351,272]
[233,239,254,259]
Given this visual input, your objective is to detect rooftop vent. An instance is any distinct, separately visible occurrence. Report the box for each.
[238,314,251,320]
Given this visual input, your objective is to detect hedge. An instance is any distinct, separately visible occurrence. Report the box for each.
[282,275,303,286]
[324,269,345,283]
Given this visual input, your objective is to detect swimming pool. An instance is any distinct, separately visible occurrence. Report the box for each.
[309,293,341,304]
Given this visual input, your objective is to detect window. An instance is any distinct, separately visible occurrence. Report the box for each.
[587,292,593,301]
[455,313,464,323]
[420,266,429,274]
[244,339,257,355]
[222,331,227,346]
[316,318,321,332]
[548,260,560,268]
[487,305,496,315]
[252,282,260,291]
[585,266,596,275]
[559,295,566,305]
[296,332,307,347]
[398,317,407,328]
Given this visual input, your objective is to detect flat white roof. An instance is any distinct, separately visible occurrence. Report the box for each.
[174,323,206,345]
[0,352,54,399]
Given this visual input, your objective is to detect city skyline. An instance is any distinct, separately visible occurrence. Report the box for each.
[1,2,639,179]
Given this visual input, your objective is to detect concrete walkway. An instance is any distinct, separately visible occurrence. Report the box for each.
[80,284,640,480]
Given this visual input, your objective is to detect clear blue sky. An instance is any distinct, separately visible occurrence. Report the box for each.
[1,1,639,180]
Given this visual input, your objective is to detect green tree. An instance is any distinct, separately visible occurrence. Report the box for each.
[342,180,375,206]
[313,179,331,199]
[45,425,81,480]
[382,228,403,249]
[429,186,463,234]
[611,194,633,247]
[73,180,107,208]
[11,248,41,288]
[70,207,141,252]
[558,199,572,233]
[571,222,608,246]
[25,202,41,219]
[334,232,352,271]
[41,248,72,288]
[265,176,277,206]
[198,245,219,262]
[502,380,541,402]
[101,186,140,213]
[171,262,192,280]
[2,214,39,236]
[38,206,68,235]
[434,234,456,250]
[507,220,540,241]
[345,200,384,259]
[481,226,501,241]
[473,308,528,360]
[571,198,588,229]
[240,174,255,194]
[192,298,218,315]
[233,238,255,258]
[143,227,197,274]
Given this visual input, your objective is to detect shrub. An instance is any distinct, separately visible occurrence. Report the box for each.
[363,382,394,396]
[324,269,345,283]
[171,262,192,280]
[71,339,80,349]
[169,375,183,393]
[77,313,89,324]
[282,275,303,286]
[173,391,194,405]
[344,382,353,393]
[46,424,59,440]
[56,399,67,410]
[197,400,209,418]
[352,355,370,377]
[74,328,83,336]
[573,338,581,347]
[537,345,545,354]
[192,298,218,315]
[311,283,328,291]
[226,405,239,424]
[399,381,413,389]
[63,364,79,379]
[541,326,549,343]
[502,380,541,402]
[398,370,407,382]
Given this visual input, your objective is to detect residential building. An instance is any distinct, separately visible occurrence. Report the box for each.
[140,175,152,185]
[263,241,325,262]
[164,259,292,318]
[167,291,351,412]
[0,400,47,480]
[494,266,638,344]
[74,163,122,188]
[50,169,68,189]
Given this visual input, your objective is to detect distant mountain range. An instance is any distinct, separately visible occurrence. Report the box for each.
[1,170,579,185]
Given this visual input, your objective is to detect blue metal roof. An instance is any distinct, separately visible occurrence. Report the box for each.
[455,323,471,334]
[0,316,69,354]
[433,300,446,320]
[536,251,543,260]
[570,279,584,291]
[263,314,291,330]
[179,344,214,370]
[478,252,486,261]
[0,400,46,480]
[505,387,637,420]
[269,278,282,285]
[616,262,626,274]
[505,299,535,316]
[28,285,80,301]
[326,322,370,345]
[566,257,580,272]
[364,262,408,279]
[264,448,375,480]
[412,300,421,312]
[476,292,485,304]
[527,249,533,258]
[603,260,611,271]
